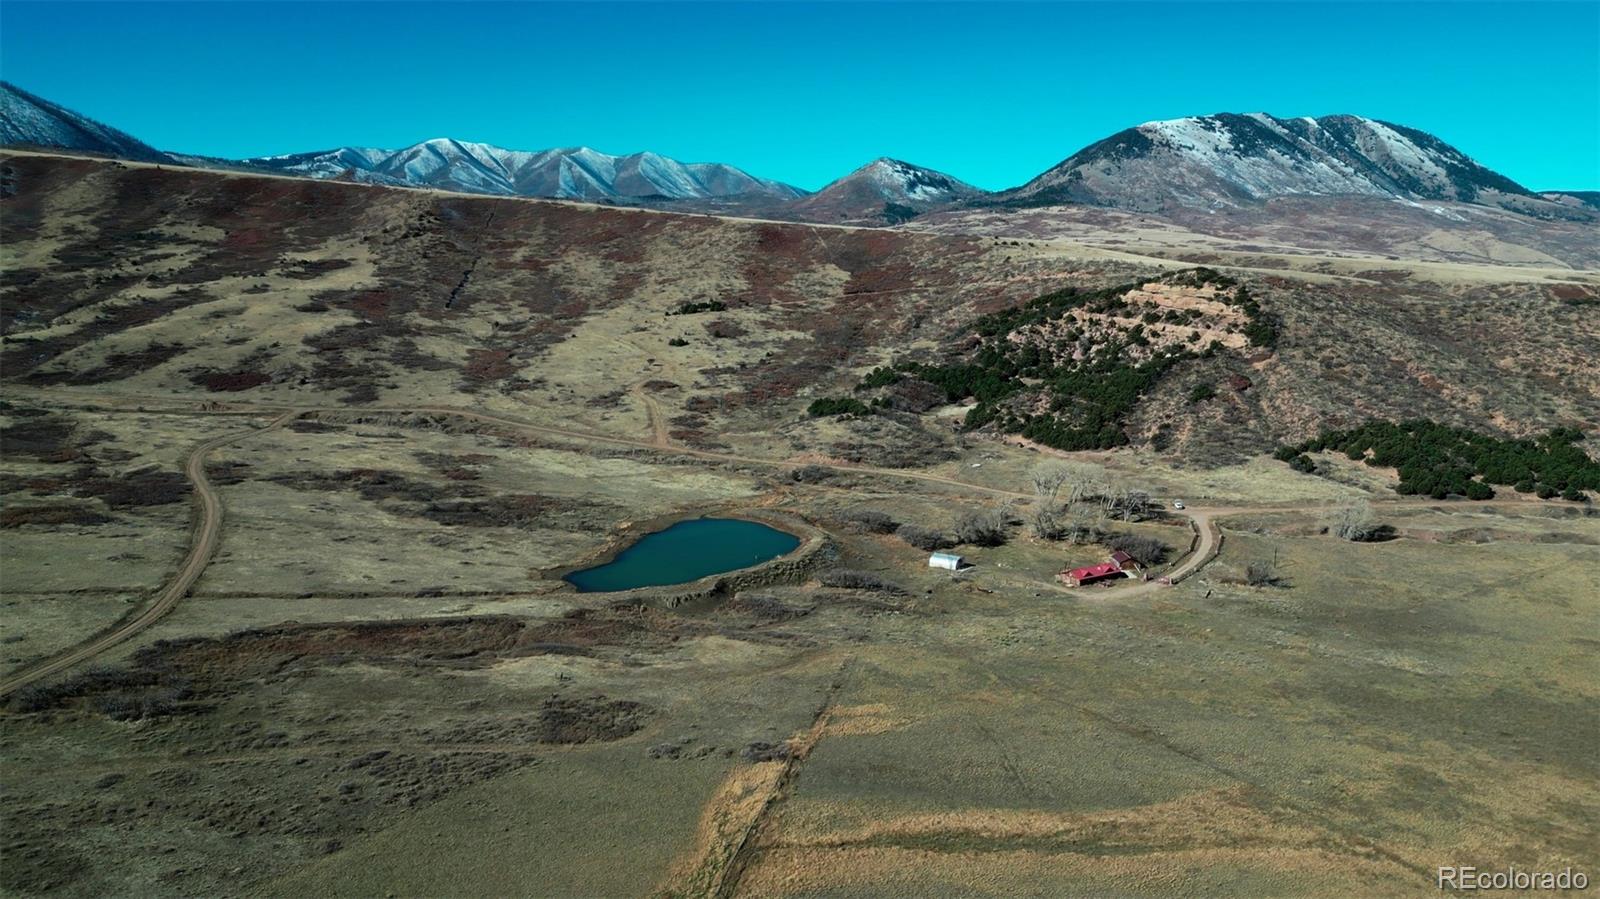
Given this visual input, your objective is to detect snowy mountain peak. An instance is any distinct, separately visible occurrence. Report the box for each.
[1002,112,1535,212]
[788,157,984,223]
[0,81,173,163]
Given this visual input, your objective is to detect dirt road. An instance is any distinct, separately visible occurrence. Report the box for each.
[0,409,299,696]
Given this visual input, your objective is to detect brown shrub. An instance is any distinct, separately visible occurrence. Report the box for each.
[819,569,906,594]
[897,524,953,551]
[192,370,271,392]
[0,505,115,528]
[463,348,516,383]
[705,319,746,339]
[75,470,189,508]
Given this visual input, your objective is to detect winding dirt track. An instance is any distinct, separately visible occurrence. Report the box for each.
[0,389,1562,694]
[0,409,299,696]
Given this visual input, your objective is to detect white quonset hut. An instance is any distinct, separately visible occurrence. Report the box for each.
[928,552,964,571]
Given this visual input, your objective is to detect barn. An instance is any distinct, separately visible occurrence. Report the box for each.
[1060,562,1127,587]
[1109,550,1138,571]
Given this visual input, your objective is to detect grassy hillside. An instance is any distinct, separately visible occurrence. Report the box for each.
[4,152,1598,467]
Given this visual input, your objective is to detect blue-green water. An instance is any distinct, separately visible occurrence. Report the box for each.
[564,517,801,593]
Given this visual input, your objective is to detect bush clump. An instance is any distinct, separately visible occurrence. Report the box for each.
[6,666,191,719]
[818,569,905,594]
[840,509,899,534]
[855,367,903,390]
[741,741,792,763]
[1101,532,1171,566]
[668,300,727,316]
[1246,559,1287,588]
[896,524,954,551]
[953,504,1012,547]
[789,464,834,484]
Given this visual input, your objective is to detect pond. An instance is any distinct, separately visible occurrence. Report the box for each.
[564,517,801,593]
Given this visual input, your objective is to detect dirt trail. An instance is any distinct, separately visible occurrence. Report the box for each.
[0,409,299,696]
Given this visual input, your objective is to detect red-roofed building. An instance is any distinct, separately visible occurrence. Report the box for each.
[1059,562,1127,587]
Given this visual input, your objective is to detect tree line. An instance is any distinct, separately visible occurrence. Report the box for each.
[1277,420,1598,500]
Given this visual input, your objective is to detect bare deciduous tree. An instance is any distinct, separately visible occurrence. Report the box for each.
[1100,488,1153,522]
[1063,507,1103,545]
[955,502,1013,547]
[1030,463,1071,505]
[1246,552,1287,588]
[1327,501,1385,542]
[1029,505,1066,540]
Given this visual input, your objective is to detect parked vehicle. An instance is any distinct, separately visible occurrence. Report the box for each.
[1172,500,1186,510]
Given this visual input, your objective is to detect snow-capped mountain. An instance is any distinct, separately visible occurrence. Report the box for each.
[999,113,1541,212]
[787,157,987,223]
[244,140,806,203]
[0,81,174,164]
[2,83,1587,224]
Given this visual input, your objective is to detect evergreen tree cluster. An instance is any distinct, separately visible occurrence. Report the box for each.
[852,291,1205,450]
[806,396,871,418]
[1230,285,1278,349]
[1276,420,1597,500]
[837,269,1272,452]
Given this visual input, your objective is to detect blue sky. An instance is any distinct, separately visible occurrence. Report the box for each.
[2,1,1596,191]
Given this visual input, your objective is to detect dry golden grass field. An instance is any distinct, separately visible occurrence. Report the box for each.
[1,151,1596,897]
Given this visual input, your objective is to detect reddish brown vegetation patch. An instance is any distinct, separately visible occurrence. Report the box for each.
[116,611,691,688]
[0,504,115,528]
[349,289,397,320]
[463,348,516,383]
[281,258,353,280]
[23,343,187,386]
[192,370,272,392]
[705,319,746,339]
[0,417,81,461]
[203,461,253,486]
[75,470,189,508]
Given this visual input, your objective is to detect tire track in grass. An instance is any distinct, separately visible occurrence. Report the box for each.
[0,410,300,696]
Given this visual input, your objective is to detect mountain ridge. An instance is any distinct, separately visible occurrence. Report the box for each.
[994,112,1564,215]
[0,82,1590,222]
[0,81,174,164]
[242,139,808,203]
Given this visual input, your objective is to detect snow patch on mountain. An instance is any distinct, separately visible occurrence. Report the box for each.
[0,81,173,163]
[1002,113,1544,214]
[243,140,804,202]
[787,157,986,222]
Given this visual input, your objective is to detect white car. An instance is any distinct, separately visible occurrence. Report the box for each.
[1172,500,1186,510]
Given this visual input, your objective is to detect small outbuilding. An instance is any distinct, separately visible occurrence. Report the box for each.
[928,552,965,571]
[1109,550,1138,571]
